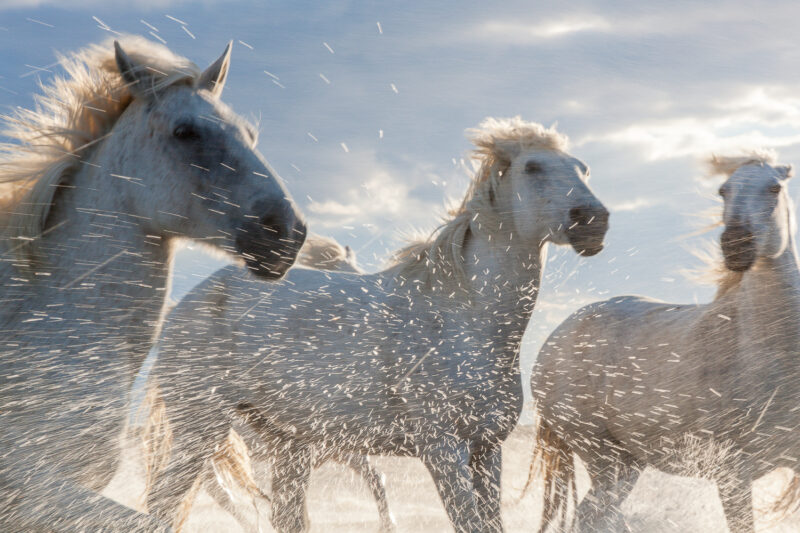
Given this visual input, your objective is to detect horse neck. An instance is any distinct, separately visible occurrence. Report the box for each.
[9,162,171,376]
[461,218,548,354]
[735,232,800,347]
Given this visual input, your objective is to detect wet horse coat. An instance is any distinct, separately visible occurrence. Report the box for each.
[532,154,799,532]
[147,117,609,532]
[0,36,304,530]
[185,235,396,532]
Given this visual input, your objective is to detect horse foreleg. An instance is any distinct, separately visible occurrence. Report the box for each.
[270,442,312,533]
[421,440,484,533]
[717,468,754,533]
[1,468,171,532]
[339,453,396,533]
[470,444,503,532]
[146,406,230,531]
[576,446,641,533]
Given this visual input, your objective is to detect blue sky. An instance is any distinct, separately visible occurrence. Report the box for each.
[2,1,799,382]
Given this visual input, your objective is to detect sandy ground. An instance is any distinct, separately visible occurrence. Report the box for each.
[104,426,800,532]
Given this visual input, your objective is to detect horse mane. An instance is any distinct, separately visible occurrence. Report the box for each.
[389,116,568,295]
[297,233,357,271]
[700,150,780,299]
[0,35,201,255]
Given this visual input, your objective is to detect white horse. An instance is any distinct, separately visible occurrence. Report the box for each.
[145,117,609,532]
[531,153,799,532]
[0,36,305,531]
[176,234,396,532]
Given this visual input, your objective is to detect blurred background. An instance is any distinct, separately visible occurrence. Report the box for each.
[2,0,799,415]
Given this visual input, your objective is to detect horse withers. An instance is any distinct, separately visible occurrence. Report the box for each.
[146,117,609,532]
[0,37,304,531]
[532,152,799,532]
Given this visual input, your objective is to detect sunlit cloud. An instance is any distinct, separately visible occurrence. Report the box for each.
[305,155,437,231]
[609,197,658,212]
[474,15,611,43]
[580,87,800,161]
[0,0,199,8]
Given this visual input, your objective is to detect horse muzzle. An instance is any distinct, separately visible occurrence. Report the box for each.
[566,204,610,257]
[236,200,307,279]
[721,225,756,272]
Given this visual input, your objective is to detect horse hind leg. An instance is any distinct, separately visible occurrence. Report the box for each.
[716,462,754,533]
[270,441,312,533]
[146,403,230,531]
[204,430,272,533]
[339,453,396,533]
[576,437,642,533]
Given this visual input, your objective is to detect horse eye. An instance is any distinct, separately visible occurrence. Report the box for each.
[525,161,542,174]
[173,124,199,140]
[769,183,782,194]
[718,187,725,197]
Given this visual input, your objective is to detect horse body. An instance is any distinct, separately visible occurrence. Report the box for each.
[154,235,536,533]
[147,117,609,532]
[533,154,799,532]
[189,235,396,532]
[0,36,304,530]
[186,261,528,451]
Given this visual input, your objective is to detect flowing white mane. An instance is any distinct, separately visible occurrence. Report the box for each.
[297,233,357,271]
[0,35,201,249]
[391,116,568,294]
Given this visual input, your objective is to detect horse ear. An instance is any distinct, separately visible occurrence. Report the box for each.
[344,245,358,267]
[197,41,232,97]
[776,164,794,181]
[114,41,154,100]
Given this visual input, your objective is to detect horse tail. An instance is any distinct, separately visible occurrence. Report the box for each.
[521,414,576,533]
[209,429,271,503]
[139,382,173,511]
[169,430,270,533]
[769,471,800,520]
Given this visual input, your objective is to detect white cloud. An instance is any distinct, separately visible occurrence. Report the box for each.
[609,197,657,212]
[476,15,612,43]
[303,152,438,232]
[580,87,800,161]
[0,0,211,9]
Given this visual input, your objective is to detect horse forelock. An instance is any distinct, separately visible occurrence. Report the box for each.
[0,35,202,253]
[460,116,568,214]
[706,149,777,177]
[389,117,566,296]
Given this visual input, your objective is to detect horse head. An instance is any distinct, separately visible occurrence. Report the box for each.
[110,39,306,279]
[476,119,608,256]
[715,155,794,272]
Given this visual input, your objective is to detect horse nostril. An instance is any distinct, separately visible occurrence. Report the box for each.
[571,206,609,226]
[569,207,585,223]
[721,225,753,246]
[258,213,288,240]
